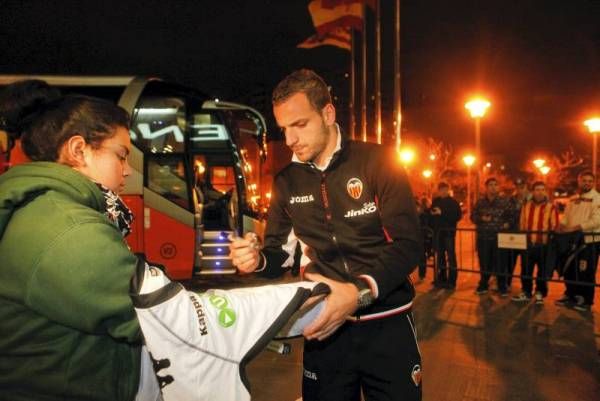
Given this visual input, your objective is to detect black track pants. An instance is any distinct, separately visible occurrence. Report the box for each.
[302,311,422,401]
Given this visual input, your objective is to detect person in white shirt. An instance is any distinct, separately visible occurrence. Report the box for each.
[555,171,600,311]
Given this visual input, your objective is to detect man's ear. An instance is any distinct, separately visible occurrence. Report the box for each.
[58,135,88,167]
[322,103,336,126]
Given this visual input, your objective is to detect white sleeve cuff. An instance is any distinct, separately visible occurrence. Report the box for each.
[358,274,379,299]
[254,252,267,273]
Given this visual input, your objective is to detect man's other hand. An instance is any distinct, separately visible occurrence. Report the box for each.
[302,273,359,341]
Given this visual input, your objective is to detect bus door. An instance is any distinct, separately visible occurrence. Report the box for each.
[125,81,208,279]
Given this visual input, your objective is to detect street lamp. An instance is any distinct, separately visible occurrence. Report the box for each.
[539,165,551,176]
[463,154,476,216]
[399,148,415,168]
[465,97,491,200]
[584,117,600,177]
[422,169,433,197]
[532,158,546,169]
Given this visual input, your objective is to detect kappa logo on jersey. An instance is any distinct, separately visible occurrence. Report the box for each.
[149,352,175,389]
[290,194,315,204]
[346,178,363,199]
[344,202,377,218]
[189,294,208,336]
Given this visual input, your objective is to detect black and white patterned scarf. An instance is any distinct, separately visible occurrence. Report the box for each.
[96,183,133,237]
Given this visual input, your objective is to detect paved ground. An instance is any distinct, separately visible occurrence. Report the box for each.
[188,267,599,401]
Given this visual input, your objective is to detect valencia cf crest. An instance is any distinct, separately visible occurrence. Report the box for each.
[346,178,363,199]
[411,364,422,387]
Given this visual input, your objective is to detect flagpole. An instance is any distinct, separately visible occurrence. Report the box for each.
[361,1,368,142]
[349,29,356,140]
[375,0,382,145]
[394,0,402,151]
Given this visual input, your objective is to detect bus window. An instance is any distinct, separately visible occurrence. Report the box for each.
[130,96,187,154]
[189,111,230,146]
[147,156,190,210]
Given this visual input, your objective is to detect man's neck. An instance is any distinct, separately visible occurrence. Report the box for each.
[312,124,340,169]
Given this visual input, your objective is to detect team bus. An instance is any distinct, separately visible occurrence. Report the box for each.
[0,76,269,279]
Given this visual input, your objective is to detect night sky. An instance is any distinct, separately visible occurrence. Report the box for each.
[1,0,599,173]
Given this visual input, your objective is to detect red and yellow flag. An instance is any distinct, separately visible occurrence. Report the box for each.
[298,0,373,51]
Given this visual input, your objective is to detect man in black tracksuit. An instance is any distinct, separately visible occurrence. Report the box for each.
[230,69,423,401]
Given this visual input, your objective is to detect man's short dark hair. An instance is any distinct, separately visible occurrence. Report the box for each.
[578,170,595,179]
[485,177,497,186]
[272,69,332,112]
[532,181,545,190]
[437,182,449,190]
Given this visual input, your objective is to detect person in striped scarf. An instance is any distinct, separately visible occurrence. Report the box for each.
[512,181,559,304]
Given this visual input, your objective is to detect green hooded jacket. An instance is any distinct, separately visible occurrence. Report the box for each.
[0,162,141,401]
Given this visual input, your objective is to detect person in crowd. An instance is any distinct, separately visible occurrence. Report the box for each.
[0,79,61,167]
[506,178,531,288]
[512,181,558,304]
[416,196,433,281]
[555,171,600,311]
[229,69,423,401]
[0,86,157,400]
[430,182,462,289]
[471,177,513,296]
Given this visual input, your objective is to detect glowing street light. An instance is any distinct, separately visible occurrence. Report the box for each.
[422,169,432,178]
[465,98,491,119]
[584,117,600,177]
[399,148,415,166]
[465,97,491,200]
[539,166,551,176]
[429,153,436,161]
[533,158,546,169]
[463,154,476,215]
[463,155,476,167]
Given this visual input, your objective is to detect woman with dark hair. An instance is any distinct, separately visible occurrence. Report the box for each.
[0,79,61,166]
[0,90,157,400]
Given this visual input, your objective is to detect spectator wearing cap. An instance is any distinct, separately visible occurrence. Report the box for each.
[471,177,513,296]
[555,171,600,311]
[512,181,558,304]
[430,182,462,289]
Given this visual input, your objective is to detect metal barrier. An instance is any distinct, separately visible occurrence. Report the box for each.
[426,227,600,288]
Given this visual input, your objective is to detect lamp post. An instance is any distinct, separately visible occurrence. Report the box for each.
[463,154,476,216]
[584,118,600,178]
[465,98,491,200]
[539,165,550,177]
[422,169,433,198]
[399,148,415,170]
[532,158,546,180]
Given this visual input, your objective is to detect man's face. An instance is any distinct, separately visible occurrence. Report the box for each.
[578,174,595,193]
[532,185,546,202]
[486,181,498,196]
[438,186,449,197]
[273,92,333,165]
[516,184,527,197]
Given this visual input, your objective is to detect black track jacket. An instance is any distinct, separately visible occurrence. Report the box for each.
[260,139,422,312]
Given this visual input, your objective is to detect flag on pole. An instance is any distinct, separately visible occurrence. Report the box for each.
[298,0,369,51]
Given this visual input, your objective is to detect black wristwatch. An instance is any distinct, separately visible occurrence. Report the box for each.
[355,280,374,309]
